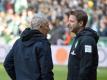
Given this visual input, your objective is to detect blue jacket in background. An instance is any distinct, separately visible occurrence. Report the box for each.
[4,28,54,80]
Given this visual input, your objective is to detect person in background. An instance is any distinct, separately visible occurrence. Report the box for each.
[63,11,72,45]
[4,13,54,80]
[67,9,99,80]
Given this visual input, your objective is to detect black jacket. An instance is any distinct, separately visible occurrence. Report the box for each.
[67,27,99,80]
[4,28,54,80]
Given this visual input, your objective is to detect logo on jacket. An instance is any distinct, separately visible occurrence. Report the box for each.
[70,51,76,55]
[85,45,92,53]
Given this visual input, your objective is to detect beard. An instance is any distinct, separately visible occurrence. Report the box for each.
[68,24,73,32]
[68,24,81,34]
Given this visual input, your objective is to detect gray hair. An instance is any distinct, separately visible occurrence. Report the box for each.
[31,13,48,30]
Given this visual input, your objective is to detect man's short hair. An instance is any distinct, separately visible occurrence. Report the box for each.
[31,13,48,30]
[69,9,88,27]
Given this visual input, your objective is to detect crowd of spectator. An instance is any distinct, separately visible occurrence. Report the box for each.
[0,0,107,45]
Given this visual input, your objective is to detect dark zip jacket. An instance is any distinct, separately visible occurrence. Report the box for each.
[4,28,54,80]
[67,27,99,80]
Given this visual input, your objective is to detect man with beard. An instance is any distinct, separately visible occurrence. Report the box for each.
[67,9,99,80]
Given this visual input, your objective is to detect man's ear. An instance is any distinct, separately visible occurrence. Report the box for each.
[79,21,83,27]
[39,25,43,29]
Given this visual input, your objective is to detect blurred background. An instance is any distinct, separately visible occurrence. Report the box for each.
[0,0,107,80]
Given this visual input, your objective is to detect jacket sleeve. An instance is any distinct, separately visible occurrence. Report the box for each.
[36,42,54,80]
[3,47,16,80]
[77,37,97,80]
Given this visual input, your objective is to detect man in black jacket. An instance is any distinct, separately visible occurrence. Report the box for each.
[67,9,99,80]
[4,13,54,80]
